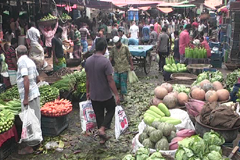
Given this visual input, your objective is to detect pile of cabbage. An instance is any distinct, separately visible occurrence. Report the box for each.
[175,130,227,160]
[122,147,166,160]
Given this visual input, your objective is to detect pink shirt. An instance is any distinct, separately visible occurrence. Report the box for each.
[201,39,211,58]
[39,22,58,47]
[154,23,161,34]
[179,30,190,55]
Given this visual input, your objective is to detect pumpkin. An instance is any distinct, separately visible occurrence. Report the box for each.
[152,96,163,106]
[205,90,218,102]
[163,94,178,109]
[191,88,205,100]
[154,86,168,99]
[202,83,214,92]
[161,83,173,93]
[168,91,179,98]
[213,81,223,91]
[177,92,189,106]
[191,85,200,91]
[200,79,211,87]
[217,89,230,101]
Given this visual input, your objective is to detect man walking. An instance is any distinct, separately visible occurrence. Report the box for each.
[156,27,169,72]
[85,38,120,144]
[149,26,158,46]
[73,25,82,59]
[179,24,191,63]
[79,23,90,52]
[118,27,128,46]
[129,21,139,39]
[26,22,44,70]
[110,36,134,102]
[142,22,150,44]
[16,45,42,154]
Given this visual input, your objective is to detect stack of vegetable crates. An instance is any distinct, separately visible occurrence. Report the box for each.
[0,137,15,160]
[41,114,69,136]
[210,53,222,68]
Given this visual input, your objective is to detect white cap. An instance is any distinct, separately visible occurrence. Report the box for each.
[113,36,120,43]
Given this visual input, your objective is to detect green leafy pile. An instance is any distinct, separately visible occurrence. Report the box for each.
[52,69,86,94]
[39,85,59,107]
[0,99,21,115]
[61,13,72,20]
[173,84,190,94]
[0,85,19,101]
[192,71,224,86]
[175,130,226,160]
[122,147,166,160]
[225,69,240,92]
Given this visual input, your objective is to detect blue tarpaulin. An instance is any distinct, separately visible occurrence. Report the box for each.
[129,45,154,57]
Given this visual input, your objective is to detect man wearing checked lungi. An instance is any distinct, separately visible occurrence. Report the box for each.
[110,36,134,102]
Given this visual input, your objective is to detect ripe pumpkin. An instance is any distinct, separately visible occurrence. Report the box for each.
[191,88,205,100]
[168,91,179,98]
[154,86,168,99]
[177,92,189,106]
[216,89,230,101]
[202,83,214,92]
[161,83,173,93]
[163,94,178,109]
[205,90,218,102]
[200,79,211,87]
[212,81,223,91]
[191,85,200,91]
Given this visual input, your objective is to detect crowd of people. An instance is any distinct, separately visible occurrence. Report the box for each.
[0,12,221,151]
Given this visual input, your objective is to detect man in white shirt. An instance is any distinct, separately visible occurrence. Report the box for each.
[129,21,139,39]
[26,22,44,70]
[198,22,206,32]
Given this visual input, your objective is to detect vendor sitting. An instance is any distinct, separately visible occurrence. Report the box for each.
[230,77,240,103]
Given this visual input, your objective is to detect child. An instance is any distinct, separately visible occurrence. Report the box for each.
[173,31,180,63]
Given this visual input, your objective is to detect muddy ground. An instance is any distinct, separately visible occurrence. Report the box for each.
[6,60,239,160]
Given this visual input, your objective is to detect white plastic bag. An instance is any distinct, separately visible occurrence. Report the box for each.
[79,100,96,133]
[128,71,139,84]
[115,105,128,139]
[19,106,43,145]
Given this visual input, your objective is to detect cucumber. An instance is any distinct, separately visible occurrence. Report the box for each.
[165,119,182,125]
[160,117,179,122]
[146,110,162,119]
[158,103,170,117]
[149,106,165,117]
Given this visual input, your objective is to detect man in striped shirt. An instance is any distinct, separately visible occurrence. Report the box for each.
[79,23,90,52]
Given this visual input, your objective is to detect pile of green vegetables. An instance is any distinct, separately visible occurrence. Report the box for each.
[173,84,190,94]
[164,56,187,72]
[192,71,224,86]
[0,109,15,134]
[0,99,21,115]
[123,148,166,160]
[139,122,177,151]
[0,85,19,101]
[39,85,59,107]
[61,13,72,20]
[225,69,240,92]
[52,70,86,96]
[175,130,227,160]
[185,47,207,59]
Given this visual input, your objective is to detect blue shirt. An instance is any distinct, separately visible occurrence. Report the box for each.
[128,38,139,45]
[17,55,40,102]
[142,26,150,42]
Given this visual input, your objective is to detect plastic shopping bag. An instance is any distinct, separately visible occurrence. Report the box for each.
[115,105,128,139]
[79,100,96,133]
[128,71,139,84]
[19,106,43,145]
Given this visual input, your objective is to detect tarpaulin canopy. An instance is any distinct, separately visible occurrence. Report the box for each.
[138,6,151,11]
[157,7,173,14]
[100,0,163,8]
[172,4,196,8]
[59,0,114,9]
[204,0,223,10]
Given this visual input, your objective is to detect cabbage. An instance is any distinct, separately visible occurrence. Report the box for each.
[136,147,150,160]
[122,154,135,160]
[175,148,194,160]
[146,151,164,160]
[203,130,225,146]
[208,145,222,154]
[149,130,163,143]
[207,151,223,160]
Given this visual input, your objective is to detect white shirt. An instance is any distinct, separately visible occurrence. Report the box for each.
[198,24,206,32]
[129,24,139,39]
[26,27,40,45]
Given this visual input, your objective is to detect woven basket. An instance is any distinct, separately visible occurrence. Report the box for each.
[171,73,198,81]
[224,62,240,70]
[222,146,240,160]
[187,64,212,75]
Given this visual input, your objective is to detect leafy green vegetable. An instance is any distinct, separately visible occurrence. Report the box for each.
[226,69,240,92]
[207,151,223,160]
[146,152,164,160]
[136,147,150,160]
[203,130,225,146]
[122,154,135,160]
[39,85,59,107]
[0,85,19,101]
[208,145,222,154]
[173,84,190,94]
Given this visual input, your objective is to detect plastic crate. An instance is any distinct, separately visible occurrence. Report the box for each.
[211,59,222,68]
[211,53,222,61]
[0,137,15,160]
[41,115,69,136]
